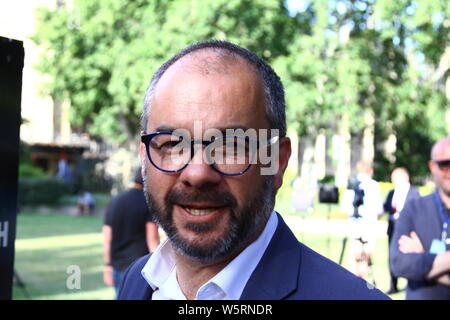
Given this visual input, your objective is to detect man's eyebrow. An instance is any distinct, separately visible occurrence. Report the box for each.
[155,126,176,132]
[154,125,252,134]
[215,126,252,134]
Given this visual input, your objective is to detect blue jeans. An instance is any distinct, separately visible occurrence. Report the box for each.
[112,268,124,299]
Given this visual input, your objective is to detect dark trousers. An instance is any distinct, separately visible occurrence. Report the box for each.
[388,222,398,291]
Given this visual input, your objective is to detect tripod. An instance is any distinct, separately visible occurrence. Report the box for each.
[338,207,376,285]
[13,269,31,299]
[338,205,360,265]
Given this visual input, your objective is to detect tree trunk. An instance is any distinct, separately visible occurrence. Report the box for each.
[362,109,375,163]
[351,131,363,175]
[314,129,326,181]
[336,113,351,187]
[297,137,307,177]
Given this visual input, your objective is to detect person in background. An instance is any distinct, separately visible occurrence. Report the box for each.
[345,161,384,281]
[103,168,160,297]
[383,167,420,294]
[57,151,74,184]
[77,191,95,216]
[390,136,450,299]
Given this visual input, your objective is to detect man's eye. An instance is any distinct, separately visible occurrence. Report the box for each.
[150,140,177,150]
[159,141,181,150]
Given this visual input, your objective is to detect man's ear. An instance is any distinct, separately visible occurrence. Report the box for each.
[140,142,147,168]
[140,142,149,184]
[428,160,435,174]
[273,137,291,191]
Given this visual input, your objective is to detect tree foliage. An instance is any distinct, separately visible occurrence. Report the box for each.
[273,0,448,180]
[34,0,449,179]
[34,0,301,145]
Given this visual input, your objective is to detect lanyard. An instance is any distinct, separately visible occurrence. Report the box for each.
[433,192,450,242]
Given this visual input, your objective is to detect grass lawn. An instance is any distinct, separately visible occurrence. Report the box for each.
[295,231,406,300]
[13,212,115,300]
[13,211,406,300]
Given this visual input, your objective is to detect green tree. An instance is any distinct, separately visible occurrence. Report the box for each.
[372,0,449,181]
[275,0,448,180]
[33,0,302,146]
[33,0,448,181]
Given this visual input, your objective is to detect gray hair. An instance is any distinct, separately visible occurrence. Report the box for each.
[141,40,286,137]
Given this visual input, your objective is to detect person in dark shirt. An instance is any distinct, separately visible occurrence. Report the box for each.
[390,136,450,299]
[103,168,160,297]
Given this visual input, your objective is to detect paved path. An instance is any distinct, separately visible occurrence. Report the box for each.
[283,215,388,239]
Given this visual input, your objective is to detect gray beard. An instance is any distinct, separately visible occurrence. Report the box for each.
[142,166,275,263]
[435,178,450,200]
[440,186,450,200]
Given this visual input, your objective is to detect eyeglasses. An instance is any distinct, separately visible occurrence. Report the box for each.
[141,131,279,176]
[433,160,450,172]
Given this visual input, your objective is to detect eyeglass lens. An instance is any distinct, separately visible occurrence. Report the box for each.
[147,133,254,174]
[436,160,450,172]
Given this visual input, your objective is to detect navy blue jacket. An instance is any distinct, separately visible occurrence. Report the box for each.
[390,193,450,299]
[118,213,389,300]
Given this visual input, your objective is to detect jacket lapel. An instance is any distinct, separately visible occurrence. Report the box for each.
[140,283,153,300]
[239,212,301,300]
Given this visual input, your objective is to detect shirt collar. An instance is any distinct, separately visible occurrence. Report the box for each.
[141,237,175,291]
[357,173,371,182]
[205,210,278,299]
[141,210,278,300]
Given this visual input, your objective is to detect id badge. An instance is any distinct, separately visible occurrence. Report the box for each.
[429,239,446,254]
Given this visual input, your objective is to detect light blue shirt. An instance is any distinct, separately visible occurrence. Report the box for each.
[141,210,278,300]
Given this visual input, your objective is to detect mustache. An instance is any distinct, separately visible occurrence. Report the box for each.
[166,187,237,208]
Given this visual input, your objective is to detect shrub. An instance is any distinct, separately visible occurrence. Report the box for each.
[18,177,70,206]
[73,159,114,194]
[19,163,47,177]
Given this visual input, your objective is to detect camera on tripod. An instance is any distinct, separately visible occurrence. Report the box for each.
[338,176,368,266]
[318,184,339,204]
[348,177,364,218]
[318,175,339,204]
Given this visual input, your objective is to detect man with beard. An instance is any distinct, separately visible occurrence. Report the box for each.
[118,40,388,300]
[390,136,450,299]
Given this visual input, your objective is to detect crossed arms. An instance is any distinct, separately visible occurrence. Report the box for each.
[398,231,450,286]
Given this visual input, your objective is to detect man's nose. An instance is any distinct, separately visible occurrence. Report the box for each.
[179,146,221,188]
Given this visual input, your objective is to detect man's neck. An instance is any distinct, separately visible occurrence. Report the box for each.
[438,189,450,210]
[172,245,234,300]
[172,224,266,299]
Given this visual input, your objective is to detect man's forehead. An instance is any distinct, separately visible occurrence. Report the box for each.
[392,169,408,180]
[146,49,267,133]
[432,137,450,159]
[154,124,252,133]
[169,48,256,76]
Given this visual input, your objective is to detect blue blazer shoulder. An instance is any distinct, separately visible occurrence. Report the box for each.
[118,213,389,300]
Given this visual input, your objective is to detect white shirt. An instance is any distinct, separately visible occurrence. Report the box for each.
[340,174,384,242]
[355,173,384,221]
[391,183,411,214]
[341,173,384,220]
[141,210,278,300]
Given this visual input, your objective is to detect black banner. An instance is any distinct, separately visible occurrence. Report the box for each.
[0,36,24,300]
